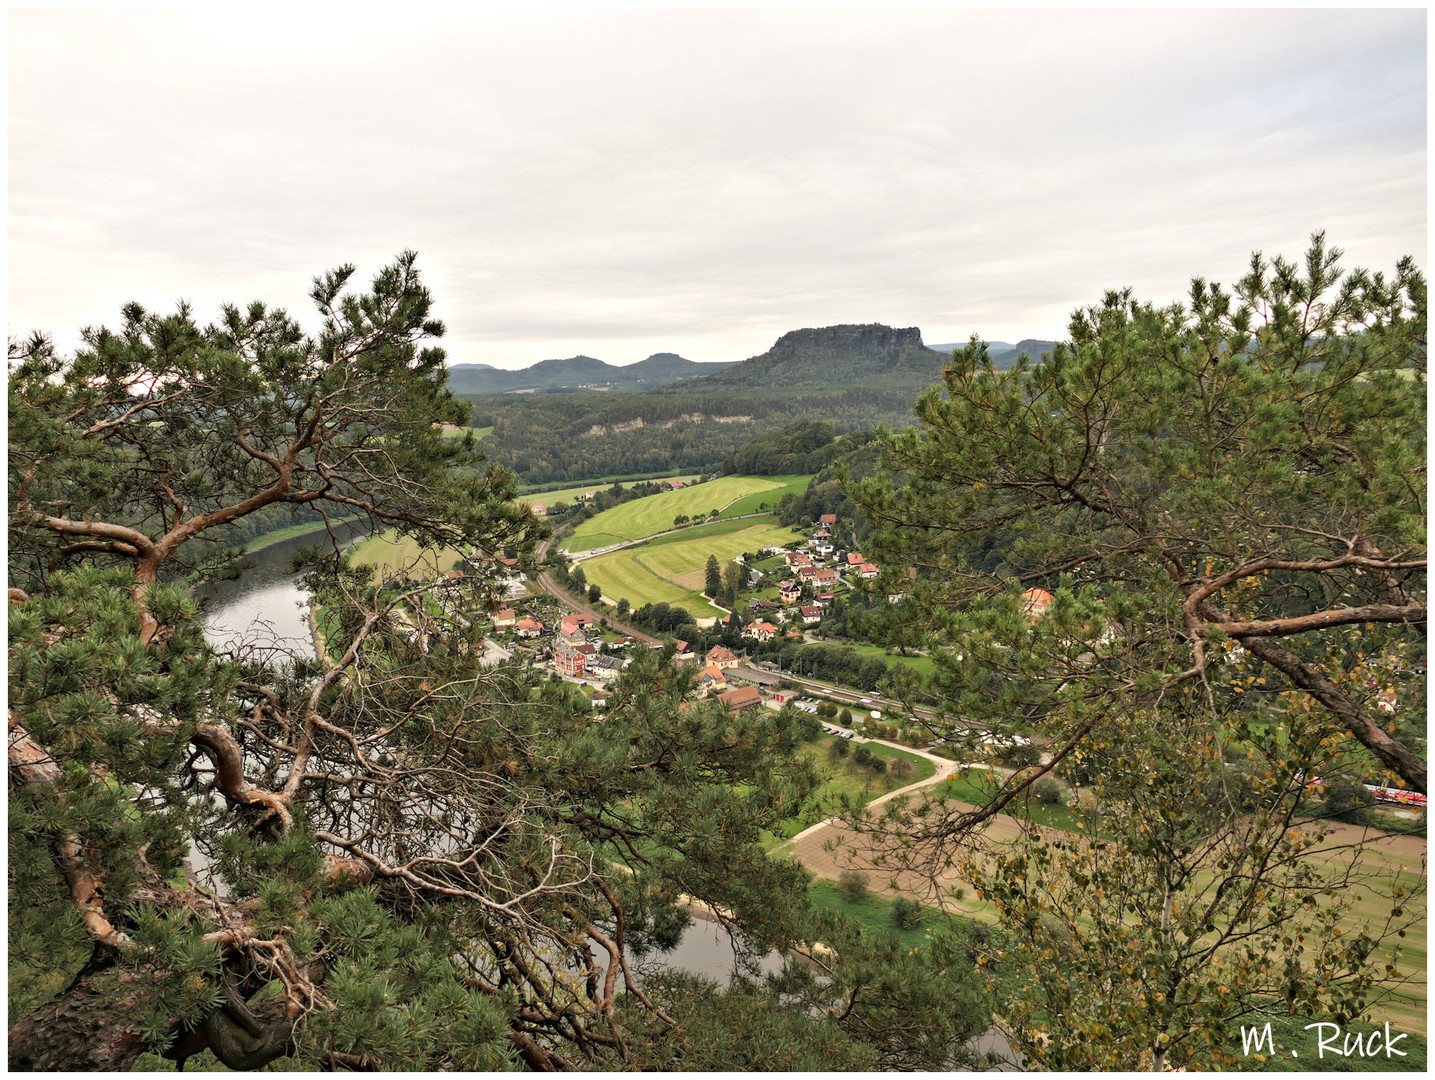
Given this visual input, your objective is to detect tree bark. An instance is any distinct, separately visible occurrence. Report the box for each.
[9,965,153,1071]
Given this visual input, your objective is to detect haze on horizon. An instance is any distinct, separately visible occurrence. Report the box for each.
[8,7,1426,371]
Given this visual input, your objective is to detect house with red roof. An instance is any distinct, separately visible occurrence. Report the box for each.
[514,617,544,638]
[800,606,822,624]
[1022,587,1055,620]
[697,664,728,694]
[717,684,763,713]
[819,513,837,526]
[706,645,739,670]
[744,621,777,642]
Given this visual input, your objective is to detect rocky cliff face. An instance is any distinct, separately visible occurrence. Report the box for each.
[694,324,949,389]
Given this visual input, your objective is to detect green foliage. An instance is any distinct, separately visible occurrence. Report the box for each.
[890,897,924,931]
[1032,775,1065,805]
[838,869,870,903]
[840,236,1426,1069]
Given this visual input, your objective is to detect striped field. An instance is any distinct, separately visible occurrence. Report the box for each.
[582,520,802,614]
[569,475,810,548]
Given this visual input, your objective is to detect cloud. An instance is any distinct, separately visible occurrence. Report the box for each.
[8,7,1425,367]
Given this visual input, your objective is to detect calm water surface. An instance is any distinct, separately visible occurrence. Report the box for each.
[197,519,371,656]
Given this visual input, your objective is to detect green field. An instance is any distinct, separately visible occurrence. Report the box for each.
[581,520,802,614]
[520,484,607,509]
[568,475,811,549]
[438,424,491,440]
[809,640,939,681]
[761,732,937,845]
[565,532,627,553]
[717,474,812,518]
[348,529,468,579]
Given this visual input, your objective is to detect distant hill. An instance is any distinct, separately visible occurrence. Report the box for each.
[445,353,737,395]
[457,323,1047,485]
[681,324,953,391]
[926,339,1060,369]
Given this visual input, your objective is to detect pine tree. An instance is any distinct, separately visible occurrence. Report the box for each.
[704,554,721,597]
[8,257,992,1070]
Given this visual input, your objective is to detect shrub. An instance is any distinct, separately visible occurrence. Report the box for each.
[1032,776,1064,806]
[1320,780,1377,825]
[994,742,1042,768]
[817,701,838,718]
[838,870,870,903]
[839,708,853,726]
[891,897,923,931]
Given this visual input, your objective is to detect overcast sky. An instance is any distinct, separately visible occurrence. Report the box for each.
[8,6,1427,369]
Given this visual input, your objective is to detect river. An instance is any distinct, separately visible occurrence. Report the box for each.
[197,519,372,656]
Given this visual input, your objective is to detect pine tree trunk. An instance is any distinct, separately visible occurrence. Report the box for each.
[9,968,154,1071]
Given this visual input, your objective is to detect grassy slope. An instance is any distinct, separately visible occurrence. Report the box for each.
[717,474,812,518]
[347,529,468,579]
[570,475,804,545]
[762,733,936,844]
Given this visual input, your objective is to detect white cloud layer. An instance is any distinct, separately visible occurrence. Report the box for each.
[9,7,1426,368]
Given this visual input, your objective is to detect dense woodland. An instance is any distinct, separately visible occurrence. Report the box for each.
[463,385,915,484]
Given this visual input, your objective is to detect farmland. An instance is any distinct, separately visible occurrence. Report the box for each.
[581,519,803,614]
[519,475,704,511]
[717,474,811,518]
[567,474,810,551]
[347,529,468,579]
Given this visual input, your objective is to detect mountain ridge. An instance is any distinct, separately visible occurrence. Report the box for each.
[444,353,737,395]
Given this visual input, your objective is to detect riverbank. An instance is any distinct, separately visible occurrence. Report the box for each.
[240,515,364,554]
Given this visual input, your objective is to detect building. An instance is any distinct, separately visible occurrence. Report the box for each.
[717,684,763,713]
[814,593,835,607]
[671,638,696,661]
[558,613,590,645]
[493,608,517,628]
[554,641,587,677]
[819,513,837,526]
[697,664,728,694]
[778,580,800,604]
[744,621,777,642]
[859,563,880,580]
[587,654,626,678]
[812,569,838,587]
[800,606,822,624]
[706,645,739,670]
[514,617,544,638]
[846,552,865,566]
[1022,587,1055,620]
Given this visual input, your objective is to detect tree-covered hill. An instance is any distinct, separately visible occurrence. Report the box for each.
[460,323,962,484]
[445,352,736,395]
[926,338,1058,368]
